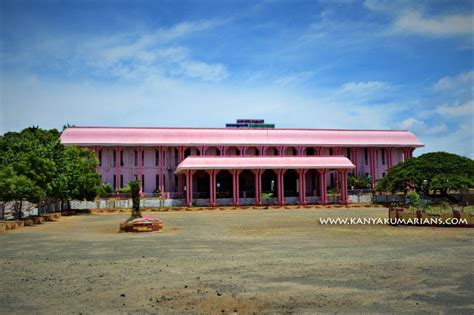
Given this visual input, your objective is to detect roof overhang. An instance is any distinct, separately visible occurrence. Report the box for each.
[175,156,355,174]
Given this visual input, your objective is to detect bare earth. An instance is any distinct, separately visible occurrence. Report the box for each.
[0,208,473,314]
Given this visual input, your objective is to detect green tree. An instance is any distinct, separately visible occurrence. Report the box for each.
[0,127,102,213]
[377,152,474,196]
[347,175,372,189]
[129,179,142,220]
[0,166,45,219]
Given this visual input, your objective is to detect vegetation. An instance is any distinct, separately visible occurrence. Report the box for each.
[0,127,102,218]
[347,175,372,189]
[129,179,142,220]
[377,152,474,196]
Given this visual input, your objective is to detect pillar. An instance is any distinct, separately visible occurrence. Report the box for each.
[297,146,304,156]
[232,170,241,206]
[386,148,393,170]
[338,169,349,205]
[177,146,185,193]
[220,146,226,156]
[259,146,266,156]
[115,147,121,191]
[298,169,308,205]
[403,147,414,161]
[278,146,284,156]
[186,170,194,207]
[137,146,143,192]
[318,169,328,204]
[158,147,165,194]
[277,169,285,205]
[368,148,377,189]
[207,169,217,207]
[252,169,262,205]
[350,147,359,177]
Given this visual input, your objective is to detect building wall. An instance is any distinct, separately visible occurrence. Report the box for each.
[95,145,413,193]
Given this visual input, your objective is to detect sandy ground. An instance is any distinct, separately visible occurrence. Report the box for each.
[0,207,473,314]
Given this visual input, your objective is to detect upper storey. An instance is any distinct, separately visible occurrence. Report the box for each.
[60,126,424,148]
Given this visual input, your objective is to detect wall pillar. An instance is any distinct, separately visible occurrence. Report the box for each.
[219,146,226,156]
[403,147,414,161]
[338,169,349,205]
[318,169,328,204]
[368,148,377,189]
[386,147,393,170]
[137,146,143,192]
[259,146,266,156]
[350,147,359,177]
[177,146,185,193]
[158,147,166,195]
[114,146,121,191]
[278,146,284,156]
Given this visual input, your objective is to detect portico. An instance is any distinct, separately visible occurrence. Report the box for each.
[175,156,354,207]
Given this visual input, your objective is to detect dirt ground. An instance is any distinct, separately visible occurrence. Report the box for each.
[0,207,473,314]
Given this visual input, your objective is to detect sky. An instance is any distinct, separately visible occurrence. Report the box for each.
[0,0,473,158]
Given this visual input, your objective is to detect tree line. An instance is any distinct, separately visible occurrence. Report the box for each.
[0,127,105,217]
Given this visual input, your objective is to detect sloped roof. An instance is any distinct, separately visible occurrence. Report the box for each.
[175,156,354,174]
[60,126,424,147]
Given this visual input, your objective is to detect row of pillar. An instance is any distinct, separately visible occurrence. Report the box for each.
[184,168,349,207]
[93,146,415,194]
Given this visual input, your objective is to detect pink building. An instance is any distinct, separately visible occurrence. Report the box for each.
[60,126,423,206]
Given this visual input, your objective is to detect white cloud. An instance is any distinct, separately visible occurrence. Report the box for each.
[341,81,388,92]
[273,72,314,86]
[394,11,473,37]
[437,100,474,117]
[365,1,474,38]
[433,71,474,91]
[397,117,448,135]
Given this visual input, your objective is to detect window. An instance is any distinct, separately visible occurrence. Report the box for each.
[306,147,315,156]
[329,148,333,156]
[113,150,116,166]
[347,148,351,160]
[364,148,368,165]
[156,174,160,191]
[134,150,138,167]
[175,175,179,192]
[382,172,386,177]
[142,150,145,166]
[98,150,102,166]
[120,150,124,166]
[142,174,145,190]
[113,175,116,190]
[175,148,179,165]
[381,149,385,165]
[155,150,160,166]
[120,175,123,188]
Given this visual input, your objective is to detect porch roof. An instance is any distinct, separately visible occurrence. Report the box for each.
[175,156,354,174]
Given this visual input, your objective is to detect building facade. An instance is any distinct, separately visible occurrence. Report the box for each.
[60,126,423,206]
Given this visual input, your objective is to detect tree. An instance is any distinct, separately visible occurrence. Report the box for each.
[347,175,372,189]
[0,127,103,214]
[0,166,45,219]
[377,152,474,196]
[129,179,142,220]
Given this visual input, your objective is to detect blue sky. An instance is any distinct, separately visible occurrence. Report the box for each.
[0,0,473,157]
